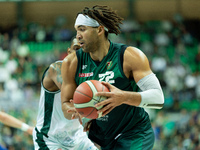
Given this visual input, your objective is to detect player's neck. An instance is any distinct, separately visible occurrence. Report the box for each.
[90,39,110,62]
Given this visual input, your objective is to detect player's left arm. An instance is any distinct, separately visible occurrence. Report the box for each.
[95,47,164,116]
[122,47,164,108]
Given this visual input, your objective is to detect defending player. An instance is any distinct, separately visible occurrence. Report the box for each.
[61,5,164,150]
[32,37,98,150]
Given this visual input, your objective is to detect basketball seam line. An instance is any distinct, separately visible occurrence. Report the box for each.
[75,90,99,102]
[85,107,96,118]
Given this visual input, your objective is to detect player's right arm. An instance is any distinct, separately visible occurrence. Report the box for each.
[61,53,78,120]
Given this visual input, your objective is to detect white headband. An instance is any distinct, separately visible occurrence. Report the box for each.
[74,14,108,31]
[75,14,99,27]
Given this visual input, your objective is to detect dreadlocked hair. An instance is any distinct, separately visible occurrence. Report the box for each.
[77,5,124,36]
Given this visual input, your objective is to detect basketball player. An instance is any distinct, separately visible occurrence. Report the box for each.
[32,37,98,150]
[0,111,33,135]
[61,5,164,150]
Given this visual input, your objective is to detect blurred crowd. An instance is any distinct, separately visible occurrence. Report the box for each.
[0,14,200,149]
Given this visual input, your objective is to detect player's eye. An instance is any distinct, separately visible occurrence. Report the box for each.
[79,28,85,31]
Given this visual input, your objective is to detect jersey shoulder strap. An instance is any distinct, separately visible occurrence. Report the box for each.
[119,45,128,71]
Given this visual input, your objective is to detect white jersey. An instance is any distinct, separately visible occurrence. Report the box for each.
[33,68,97,150]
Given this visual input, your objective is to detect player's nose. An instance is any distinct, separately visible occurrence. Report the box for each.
[76,33,82,40]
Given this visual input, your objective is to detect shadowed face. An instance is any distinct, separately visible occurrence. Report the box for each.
[67,38,81,54]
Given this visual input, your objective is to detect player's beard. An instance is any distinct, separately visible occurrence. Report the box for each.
[82,36,100,53]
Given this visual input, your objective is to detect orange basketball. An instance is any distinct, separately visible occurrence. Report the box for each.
[73,80,109,119]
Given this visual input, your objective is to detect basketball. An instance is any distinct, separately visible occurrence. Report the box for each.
[73,80,110,119]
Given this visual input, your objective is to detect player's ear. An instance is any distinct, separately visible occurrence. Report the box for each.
[97,26,104,35]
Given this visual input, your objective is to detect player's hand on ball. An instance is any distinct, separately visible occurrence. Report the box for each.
[67,100,83,124]
[73,80,109,119]
[95,81,125,116]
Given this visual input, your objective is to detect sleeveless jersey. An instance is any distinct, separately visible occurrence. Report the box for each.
[75,41,152,147]
[34,67,87,148]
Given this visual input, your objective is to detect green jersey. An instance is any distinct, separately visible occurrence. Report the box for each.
[75,41,152,147]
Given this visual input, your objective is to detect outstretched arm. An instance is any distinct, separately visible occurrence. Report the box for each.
[0,111,34,135]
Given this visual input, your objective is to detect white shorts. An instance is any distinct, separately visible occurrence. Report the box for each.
[32,128,98,150]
